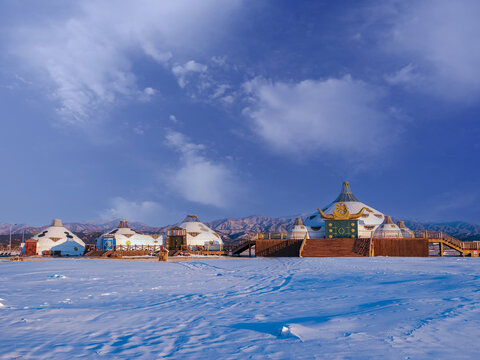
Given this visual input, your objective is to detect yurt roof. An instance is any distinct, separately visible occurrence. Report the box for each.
[289,217,307,231]
[377,216,401,230]
[33,219,85,245]
[179,215,221,239]
[104,220,137,236]
[305,182,384,227]
[397,221,410,230]
[294,217,304,226]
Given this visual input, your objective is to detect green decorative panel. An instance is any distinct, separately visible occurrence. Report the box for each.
[325,220,358,239]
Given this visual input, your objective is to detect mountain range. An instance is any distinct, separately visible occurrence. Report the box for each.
[1,215,480,244]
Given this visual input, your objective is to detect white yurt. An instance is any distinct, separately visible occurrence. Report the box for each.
[26,219,85,256]
[96,220,164,250]
[304,182,385,238]
[179,215,223,250]
[373,216,403,238]
[397,221,414,238]
[287,218,309,240]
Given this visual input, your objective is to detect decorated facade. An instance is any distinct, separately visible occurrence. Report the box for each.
[96,220,164,250]
[22,219,85,256]
[304,182,385,238]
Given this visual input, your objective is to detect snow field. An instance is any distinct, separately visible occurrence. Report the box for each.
[1,257,480,359]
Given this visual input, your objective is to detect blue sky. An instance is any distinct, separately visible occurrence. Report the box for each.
[1,0,480,226]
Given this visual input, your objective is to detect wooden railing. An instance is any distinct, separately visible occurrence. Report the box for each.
[298,235,308,257]
[115,245,164,251]
[255,231,480,251]
[255,232,289,240]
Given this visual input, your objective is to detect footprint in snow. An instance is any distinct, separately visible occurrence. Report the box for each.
[50,274,67,279]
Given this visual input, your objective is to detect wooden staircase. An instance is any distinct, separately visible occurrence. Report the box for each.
[426,232,480,257]
[231,239,256,256]
[300,238,365,257]
[84,250,107,257]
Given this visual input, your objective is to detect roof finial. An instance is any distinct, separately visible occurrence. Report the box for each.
[294,217,304,226]
[334,181,359,202]
[384,216,394,225]
[185,215,200,222]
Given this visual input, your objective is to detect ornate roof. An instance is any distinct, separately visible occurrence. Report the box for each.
[333,181,359,202]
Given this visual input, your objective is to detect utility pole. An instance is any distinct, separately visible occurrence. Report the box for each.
[9,224,17,252]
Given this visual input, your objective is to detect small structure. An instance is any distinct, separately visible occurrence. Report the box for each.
[96,220,164,251]
[158,250,168,261]
[373,216,403,238]
[22,219,85,256]
[166,215,223,252]
[287,218,309,240]
[397,221,414,238]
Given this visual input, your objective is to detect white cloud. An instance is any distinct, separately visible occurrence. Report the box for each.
[169,115,178,123]
[133,124,145,135]
[164,130,241,207]
[385,64,420,85]
[386,0,480,100]
[12,0,242,124]
[100,197,165,225]
[172,60,208,88]
[211,84,230,99]
[138,87,157,102]
[243,76,398,158]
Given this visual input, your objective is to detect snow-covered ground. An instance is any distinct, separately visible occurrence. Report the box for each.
[1,257,480,359]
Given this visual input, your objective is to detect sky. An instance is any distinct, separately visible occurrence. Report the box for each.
[1,0,480,226]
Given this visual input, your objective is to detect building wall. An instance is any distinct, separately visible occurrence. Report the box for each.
[373,238,428,257]
[256,239,303,257]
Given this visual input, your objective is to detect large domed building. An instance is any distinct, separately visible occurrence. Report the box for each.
[22,219,85,256]
[166,215,223,251]
[96,220,164,250]
[304,182,385,238]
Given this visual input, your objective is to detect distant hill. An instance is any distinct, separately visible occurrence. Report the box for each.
[1,216,479,245]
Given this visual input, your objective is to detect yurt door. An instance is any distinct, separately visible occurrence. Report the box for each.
[25,241,37,256]
[103,238,115,250]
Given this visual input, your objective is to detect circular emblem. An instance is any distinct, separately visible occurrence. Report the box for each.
[126,240,131,246]
[335,203,348,215]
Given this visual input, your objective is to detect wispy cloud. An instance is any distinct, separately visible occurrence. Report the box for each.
[172,60,208,88]
[382,0,480,101]
[11,0,242,125]
[164,130,242,208]
[100,197,167,225]
[385,64,420,86]
[243,76,400,161]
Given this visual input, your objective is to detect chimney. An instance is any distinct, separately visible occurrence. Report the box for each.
[52,219,63,227]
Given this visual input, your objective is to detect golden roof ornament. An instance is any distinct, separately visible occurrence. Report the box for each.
[318,202,371,220]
